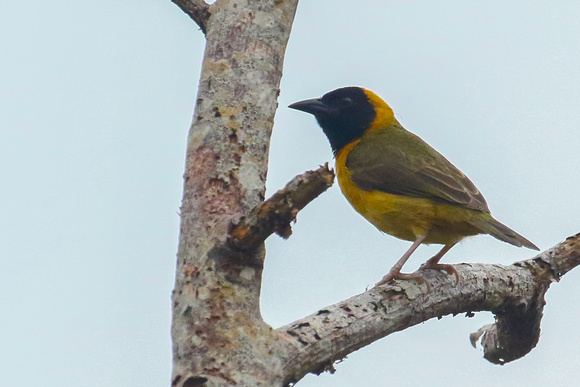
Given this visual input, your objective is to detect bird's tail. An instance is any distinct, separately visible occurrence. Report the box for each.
[470,215,539,251]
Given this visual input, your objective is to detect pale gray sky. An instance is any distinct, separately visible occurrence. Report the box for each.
[2,1,580,386]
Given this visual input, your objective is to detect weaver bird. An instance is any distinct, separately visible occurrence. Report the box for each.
[290,86,538,287]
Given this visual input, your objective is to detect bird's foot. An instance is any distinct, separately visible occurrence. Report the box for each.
[419,261,459,286]
[375,269,428,289]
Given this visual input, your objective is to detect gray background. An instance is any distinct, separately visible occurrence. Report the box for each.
[2,1,579,386]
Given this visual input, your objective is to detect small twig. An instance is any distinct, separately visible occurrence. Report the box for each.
[227,164,335,252]
[172,0,211,34]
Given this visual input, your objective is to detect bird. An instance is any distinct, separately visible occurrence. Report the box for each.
[289,86,539,287]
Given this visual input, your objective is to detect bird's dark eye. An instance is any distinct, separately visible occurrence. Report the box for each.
[342,97,353,104]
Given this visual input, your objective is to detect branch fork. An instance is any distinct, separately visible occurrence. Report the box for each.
[220,162,580,380]
[214,160,580,382]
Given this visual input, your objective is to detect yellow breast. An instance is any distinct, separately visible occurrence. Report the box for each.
[335,141,479,245]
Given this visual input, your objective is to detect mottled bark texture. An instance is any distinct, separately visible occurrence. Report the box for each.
[278,234,580,384]
[171,1,299,386]
[171,1,580,386]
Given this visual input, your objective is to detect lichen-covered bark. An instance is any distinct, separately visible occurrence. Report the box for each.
[171,1,299,386]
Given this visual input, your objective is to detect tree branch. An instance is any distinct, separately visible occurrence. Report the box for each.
[277,233,580,384]
[227,164,335,252]
[472,233,580,364]
[171,1,301,385]
[172,0,211,34]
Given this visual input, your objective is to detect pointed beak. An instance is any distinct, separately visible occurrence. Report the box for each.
[288,98,335,117]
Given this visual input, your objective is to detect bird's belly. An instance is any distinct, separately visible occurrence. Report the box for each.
[338,175,433,241]
[336,162,480,245]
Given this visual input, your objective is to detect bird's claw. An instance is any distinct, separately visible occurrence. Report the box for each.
[375,263,459,292]
[375,270,429,291]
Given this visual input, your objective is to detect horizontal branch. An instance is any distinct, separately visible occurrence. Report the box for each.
[277,233,580,384]
[227,164,335,252]
[473,232,580,364]
[172,0,211,34]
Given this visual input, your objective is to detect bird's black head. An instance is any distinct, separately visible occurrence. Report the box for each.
[289,87,377,155]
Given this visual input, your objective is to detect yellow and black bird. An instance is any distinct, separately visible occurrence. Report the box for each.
[289,86,538,287]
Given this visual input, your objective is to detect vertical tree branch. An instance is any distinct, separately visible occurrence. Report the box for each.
[171,1,300,386]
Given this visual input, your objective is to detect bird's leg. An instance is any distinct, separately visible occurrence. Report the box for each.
[375,233,428,287]
[420,243,459,285]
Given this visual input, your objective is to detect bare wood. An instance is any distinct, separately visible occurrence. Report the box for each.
[277,233,580,384]
[172,0,211,34]
[228,164,335,251]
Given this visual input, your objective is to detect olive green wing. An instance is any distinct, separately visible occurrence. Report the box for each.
[346,127,490,212]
